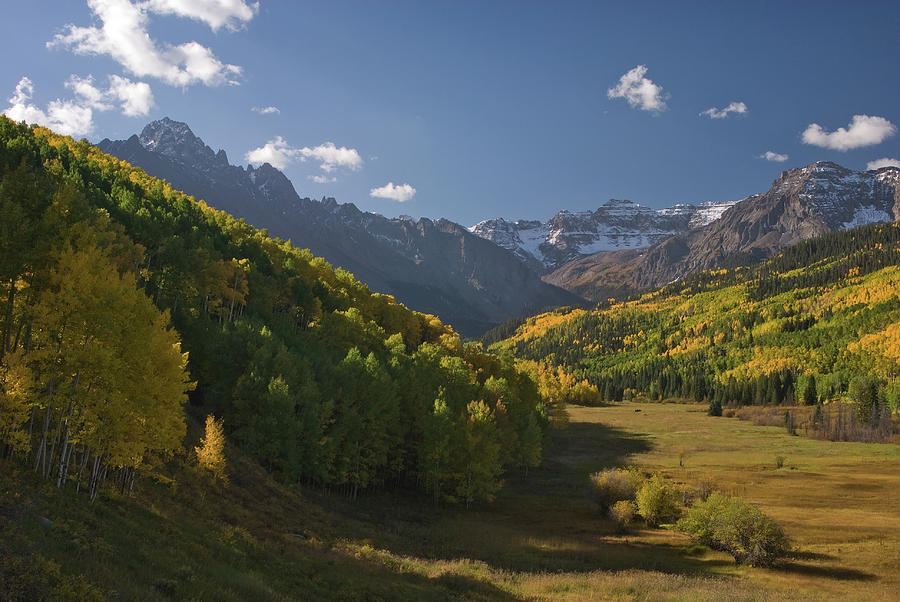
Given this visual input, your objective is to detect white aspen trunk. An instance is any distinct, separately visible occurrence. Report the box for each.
[89,454,108,503]
[50,371,77,482]
[33,390,53,474]
[75,447,89,494]
[58,438,75,489]
[89,455,101,502]
[56,422,70,488]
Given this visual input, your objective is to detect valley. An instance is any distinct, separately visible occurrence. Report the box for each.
[6,401,899,600]
[1,114,899,601]
[2,2,899,598]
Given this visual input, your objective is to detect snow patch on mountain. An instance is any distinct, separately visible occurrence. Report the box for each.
[842,206,894,230]
[471,198,738,270]
[690,201,736,227]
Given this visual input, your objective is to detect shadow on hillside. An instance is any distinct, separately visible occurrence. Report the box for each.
[511,419,654,498]
[774,561,876,582]
[788,550,835,562]
[550,417,653,466]
[310,416,744,581]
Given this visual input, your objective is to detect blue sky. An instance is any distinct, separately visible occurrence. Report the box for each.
[3,1,899,226]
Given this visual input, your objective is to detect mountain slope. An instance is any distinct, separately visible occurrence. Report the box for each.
[1,115,559,512]
[99,118,581,336]
[545,162,900,299]
[493,219,900,413]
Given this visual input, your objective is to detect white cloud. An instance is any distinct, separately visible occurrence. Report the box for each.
[607,65,668,112]
[244,136,297,169]
[3,74,153,137]
[251,106,280,115]
[49,0,245,87]
[370,182,416,202]
[245,137,364,174]
[142,0,258,31]
[759,151,789,162]
[65,74,111,110]
[299,142,363,172]
[867,157,900,170]
[700,101,748,119]
[107,74,153,116]
[63,74,153,116]
[801,115,896,151]
[4,76,94,137]
[308,174,336,184]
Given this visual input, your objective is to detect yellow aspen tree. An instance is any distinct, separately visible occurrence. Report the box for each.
[30,236,192,498]
[195,415,227,482]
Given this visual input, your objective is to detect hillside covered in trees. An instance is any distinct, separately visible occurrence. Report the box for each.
[492,220,900,430]
[0,117,560,505]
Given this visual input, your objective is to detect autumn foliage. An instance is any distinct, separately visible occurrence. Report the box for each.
[0,117,549,504]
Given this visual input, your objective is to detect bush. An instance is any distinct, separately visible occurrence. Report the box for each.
[635,474,680,527]
[609,500,636,532]
[677,492,790,566]
[588,468,643,512]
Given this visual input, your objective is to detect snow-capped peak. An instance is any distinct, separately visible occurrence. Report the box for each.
[471,198,739,270]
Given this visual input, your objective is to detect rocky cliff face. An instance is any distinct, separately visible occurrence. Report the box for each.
[470,199,735,270]
[99,119,582,336]
[545,162,900,298]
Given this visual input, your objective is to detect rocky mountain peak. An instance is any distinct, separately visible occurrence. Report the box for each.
[139,117,217,167]
[763,161,900,230]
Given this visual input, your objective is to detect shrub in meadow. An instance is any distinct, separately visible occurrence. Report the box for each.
[677,492,790,566]
[589,468,644,512]
[635,474,680,527]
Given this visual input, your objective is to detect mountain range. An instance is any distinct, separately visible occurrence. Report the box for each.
[99,118,900,327]
[539,162,900,299]
[99,119,581,336]
[470,199,735,270]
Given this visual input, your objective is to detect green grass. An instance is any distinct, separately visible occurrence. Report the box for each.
[4,401,900,600]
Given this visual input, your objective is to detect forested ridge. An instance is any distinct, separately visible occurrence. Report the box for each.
[493,218,900,427]
[0,116,557,505]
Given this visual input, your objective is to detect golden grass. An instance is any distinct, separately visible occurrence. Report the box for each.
[6,401,899,600]
[578,402,900,600]
[286,401,900,600]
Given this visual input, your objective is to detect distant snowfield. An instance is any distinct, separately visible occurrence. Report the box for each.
[470,199,738,268]
[842,206,893,230]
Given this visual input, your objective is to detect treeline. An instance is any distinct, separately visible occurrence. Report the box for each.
[0,117,553,504]
[493,219,900,439]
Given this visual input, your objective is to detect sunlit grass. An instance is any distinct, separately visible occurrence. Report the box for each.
[4,400,899,600]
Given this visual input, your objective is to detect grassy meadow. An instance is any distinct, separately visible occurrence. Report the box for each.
[4,400,900,600]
